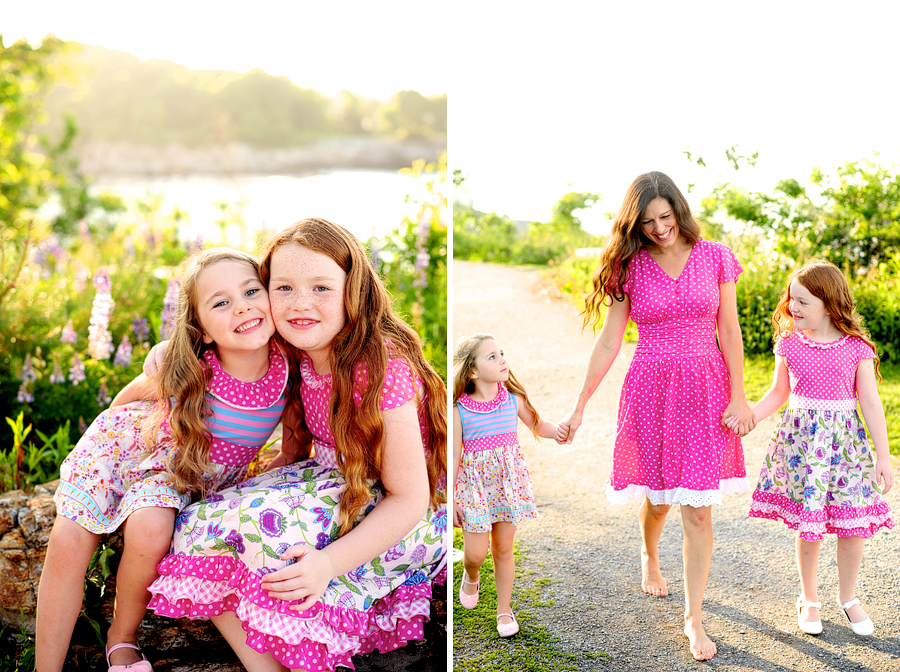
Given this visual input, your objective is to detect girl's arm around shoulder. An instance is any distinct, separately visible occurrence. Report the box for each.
[856,358,893,494]
[263,403,313,471]
[110,374,159,407]
[514,393,560,442]
[452,405,465,527]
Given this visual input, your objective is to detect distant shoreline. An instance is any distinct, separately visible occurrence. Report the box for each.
[75,136,446,177]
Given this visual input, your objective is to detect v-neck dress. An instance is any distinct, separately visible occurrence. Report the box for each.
[609,239,749,507]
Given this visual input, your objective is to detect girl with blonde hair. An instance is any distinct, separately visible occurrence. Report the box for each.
[453,333,557,637]
[37,248,288,672]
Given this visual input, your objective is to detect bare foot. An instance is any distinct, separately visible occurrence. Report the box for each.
[641,549,668,596]
[684,616,717,660]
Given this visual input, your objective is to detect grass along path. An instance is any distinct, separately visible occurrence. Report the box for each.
[451,529,609,671]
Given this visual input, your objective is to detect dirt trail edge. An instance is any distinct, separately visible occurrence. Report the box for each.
[452,260,900,672]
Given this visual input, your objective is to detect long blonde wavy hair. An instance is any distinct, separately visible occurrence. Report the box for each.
[144,247,265,496]
[583,171,701,329]
[452,333,543,438]
[258,218,447,537]
[774,260,881,382]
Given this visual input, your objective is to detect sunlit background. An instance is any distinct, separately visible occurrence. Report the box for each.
[451,0,900,234]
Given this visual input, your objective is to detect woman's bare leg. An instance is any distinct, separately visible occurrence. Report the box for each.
[681,504,715,660]
[638,498,671,596]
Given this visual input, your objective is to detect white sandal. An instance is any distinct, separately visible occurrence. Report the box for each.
[796,598,823,635]
[837,595,874,636]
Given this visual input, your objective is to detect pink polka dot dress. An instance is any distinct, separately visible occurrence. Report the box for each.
[55,342,288,534]
[748,330,894,540]
[148,351,446,672]
[455,382,538,533]
[609,239,748,507]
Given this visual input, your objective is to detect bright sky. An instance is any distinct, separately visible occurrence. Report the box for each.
[451,0,900,233]
[2,1,446,98]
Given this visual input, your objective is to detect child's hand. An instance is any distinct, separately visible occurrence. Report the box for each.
[876,457,894,494]
[263,450,290,472]
[453,502,465,528]
[556,421,572,444]
[143,340,170,377]
[260,544,336,613]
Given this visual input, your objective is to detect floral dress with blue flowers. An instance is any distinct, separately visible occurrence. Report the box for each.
[748,330,893,541]
[148,352,446,672]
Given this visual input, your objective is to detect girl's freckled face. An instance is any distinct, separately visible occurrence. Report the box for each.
[267,243,347,367]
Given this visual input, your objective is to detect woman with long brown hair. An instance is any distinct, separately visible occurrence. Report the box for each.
[558,171,754,660]
[145,218,447,672]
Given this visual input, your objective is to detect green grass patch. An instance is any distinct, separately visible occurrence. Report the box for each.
[452,529,609,671]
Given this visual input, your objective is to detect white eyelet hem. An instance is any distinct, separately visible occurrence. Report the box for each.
[606,477,750,507]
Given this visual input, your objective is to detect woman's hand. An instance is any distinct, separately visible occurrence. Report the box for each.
[143,340,170,377]
[260,544,337,613]
[722,399,756,437]
[558,410,583,445]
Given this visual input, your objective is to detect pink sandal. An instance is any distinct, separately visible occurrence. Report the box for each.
[106,642,154,672]
[459,571,480,609]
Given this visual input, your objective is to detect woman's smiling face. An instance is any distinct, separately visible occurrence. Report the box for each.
[640,196,680,248]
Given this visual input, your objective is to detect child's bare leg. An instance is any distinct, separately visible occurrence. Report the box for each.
[36,516,101,672]
[638,497,671,596]
[491,522,517,624]
[796,534,822,623]
[836,535,867,622]
[461,530,490,595]
[211,611,289,671]
[680,504,715,660]
[106,507,176,666]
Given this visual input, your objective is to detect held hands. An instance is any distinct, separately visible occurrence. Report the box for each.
[722,399,757,437]
[557,410,583,445]
[259,544,336,613]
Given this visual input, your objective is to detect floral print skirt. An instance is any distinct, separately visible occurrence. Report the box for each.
[455,441,537,534]
[148,460,446,672]
[749,400,893,541]
[54,402,247,534]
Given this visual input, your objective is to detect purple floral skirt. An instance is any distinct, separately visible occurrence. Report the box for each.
[148,460,446,672]
[749,397,893,541]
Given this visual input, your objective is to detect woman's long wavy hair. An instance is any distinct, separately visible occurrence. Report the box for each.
[258,218,447,537]
[452,333,543,438]
[143,247,264,496]
[583,171,701,329]
[773,261,881,382]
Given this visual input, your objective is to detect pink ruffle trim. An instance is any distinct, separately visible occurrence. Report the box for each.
[749,491,894,541]
[148,554,434,671]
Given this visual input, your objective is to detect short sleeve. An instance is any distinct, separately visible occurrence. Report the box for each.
[379,357,419,410]
[774,336,787,357]
[854,337,876,360]
[716,242,743,284]
[620,255,640,294]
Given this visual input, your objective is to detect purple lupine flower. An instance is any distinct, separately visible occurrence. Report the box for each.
[49,359,65,384]
[69,354,86,385]
[33,235,65,278]
[97,383,111,407]
[184,235,203,255]
[159,278,180,340]
[132,317,150,347]
[61,320,77,344]
[20,354,37,383]
[88,268,114,360]
[16,383,34,404]
[113,335,133,367]
[259,509,285,537]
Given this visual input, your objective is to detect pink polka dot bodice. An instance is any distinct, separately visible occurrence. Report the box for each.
[623,239,742,361]
[776,330,875,401]
[299,351,423,469]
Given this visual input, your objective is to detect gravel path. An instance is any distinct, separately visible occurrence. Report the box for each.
[452,260,900,672]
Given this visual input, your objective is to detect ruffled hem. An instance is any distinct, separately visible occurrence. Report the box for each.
[606,477,750,507]
[148,554,433,671]
[749,491,894,541]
